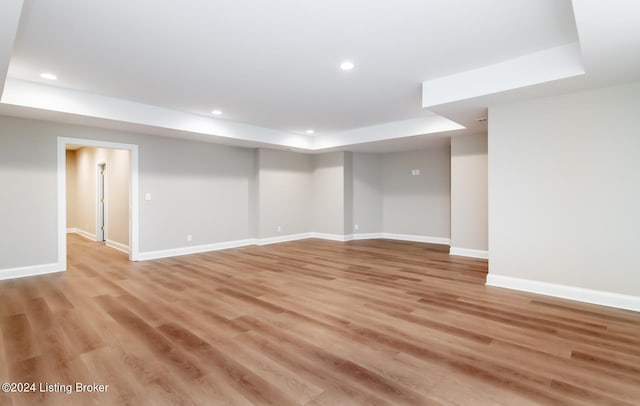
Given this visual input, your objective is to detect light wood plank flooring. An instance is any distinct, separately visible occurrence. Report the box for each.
[1,234,639,405]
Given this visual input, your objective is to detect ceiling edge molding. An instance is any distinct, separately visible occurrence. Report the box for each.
[422,42,585,108]
[1,78,313,150]
[0,78,467,151]
[313,115,465,151]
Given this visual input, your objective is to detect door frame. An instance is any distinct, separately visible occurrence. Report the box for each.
[57,137,139,270]
[96,162,107,242]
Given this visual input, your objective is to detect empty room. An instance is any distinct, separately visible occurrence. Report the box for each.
[1,0,639,405]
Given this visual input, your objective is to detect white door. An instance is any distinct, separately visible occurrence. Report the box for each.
[97,163,106,241]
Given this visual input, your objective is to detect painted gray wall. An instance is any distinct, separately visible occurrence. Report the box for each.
[139,135,252,250]
[352,152,383,234]
[0,116,254,262]
[3,114,458,274]
[248,148,259,238]
[451,134,488,251]
[489,81,640,296]
[343,152,353,235]
[257,148,313,238]
[382,145,451,238]
[312,152,346,235]
[0,118,58,268]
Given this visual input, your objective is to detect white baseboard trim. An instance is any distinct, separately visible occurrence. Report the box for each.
[382,233,450,246]
[137,232,453,262]
[450,247,489,259]
[0,262,65,281]
[138,238,257,261]
[258,232,448,244]
[310,232,353,242]
[106,240,130,254]
[67,228,96,241]
[256,233,312,246]
[352,233,385,240]
[486,274,640,312]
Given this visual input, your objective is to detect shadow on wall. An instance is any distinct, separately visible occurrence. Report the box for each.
[452,135,487,157]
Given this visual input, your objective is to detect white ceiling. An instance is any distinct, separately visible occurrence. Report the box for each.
[1,0,639,152]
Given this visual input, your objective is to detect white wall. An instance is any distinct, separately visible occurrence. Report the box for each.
[140,136,253,251]
[257,148,313,238]
[488,81,640,299]
[382,145,451,239]
[2,114,459,277]
[352,152,383,234]
[0,116,254,268]
[450,134,488,254]
[248,148,260,238]
[343,152,353,236]
[313,152,346,235]
[0,121,58,269]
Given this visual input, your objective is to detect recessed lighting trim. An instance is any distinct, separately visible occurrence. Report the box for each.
[211,109,222,115]
[40,72,57,80]
[305,129,315,135]
[340,61,354,71]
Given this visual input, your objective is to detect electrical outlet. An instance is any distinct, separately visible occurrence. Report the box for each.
[354,224,359,231]
[145,192,152,201]
[411,169,421,176]
[187,234,193,242]
[276,225,282,232]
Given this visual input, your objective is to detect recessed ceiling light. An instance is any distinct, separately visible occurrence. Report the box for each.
[40,72,57,80]
[305,129,315,135]
[340,61,354,71]
[211,109,222,115]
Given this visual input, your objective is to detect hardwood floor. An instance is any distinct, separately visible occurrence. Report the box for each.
[1,234,639,405]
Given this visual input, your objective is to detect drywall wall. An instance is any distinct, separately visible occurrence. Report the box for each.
[488,81,640,297]
[313,152,346,235]
[257,148,313,238]
[139,135,253,251]
[382,144,451,239]
[343,152,353,236]
[2,113,460,275]
[0,116,254,267]
[74,147,95,236]
[0,119,58,269]
[248,148,259,238]
[352,153,383,234]
[66,150,78,230]
[104,148,130,246]
[450,133,488,253]
[69,146,130,247]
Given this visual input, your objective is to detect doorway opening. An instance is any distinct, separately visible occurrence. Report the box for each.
[57,137,139,271]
